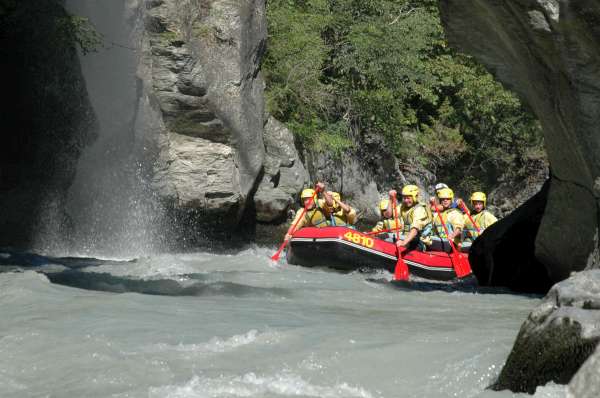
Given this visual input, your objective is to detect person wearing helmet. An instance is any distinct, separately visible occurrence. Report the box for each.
[390,185,431,250]
[463,192,497,242]
[430,182,463,212]
[371,198,402,236]
[431,188,464,248]
[322,191,357,227]
[284,182,328,240]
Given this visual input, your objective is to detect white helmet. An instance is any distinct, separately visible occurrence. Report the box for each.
[434,183,449,192]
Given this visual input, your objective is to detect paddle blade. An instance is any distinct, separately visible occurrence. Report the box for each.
[452,252,472,279]
[394,248,409,281]
[270,240,288,262]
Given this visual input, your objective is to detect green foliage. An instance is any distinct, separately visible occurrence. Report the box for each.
[1,1,103,56]
[264,0,545,191]
[56,14,103,55]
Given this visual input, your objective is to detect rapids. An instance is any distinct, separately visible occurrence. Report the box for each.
[0,248,565,398]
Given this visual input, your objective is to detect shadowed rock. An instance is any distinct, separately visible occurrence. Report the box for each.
[439,0,600,288]
[469,181,553,294]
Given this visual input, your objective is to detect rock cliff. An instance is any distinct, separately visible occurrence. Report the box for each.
[0,0,97,249]
[439,0,600,286]
[136,0,267,238]
[438,1,600,394]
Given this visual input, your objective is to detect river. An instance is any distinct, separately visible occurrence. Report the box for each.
[0,247,565,397]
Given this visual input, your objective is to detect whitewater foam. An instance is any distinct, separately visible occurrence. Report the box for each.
[149,372,376,398]
[151,329,281,355]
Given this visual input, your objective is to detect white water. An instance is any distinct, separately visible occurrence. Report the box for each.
[0,248,566,398]
[49,0,165,257]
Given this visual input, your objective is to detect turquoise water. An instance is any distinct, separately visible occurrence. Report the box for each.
[0,248,564,397]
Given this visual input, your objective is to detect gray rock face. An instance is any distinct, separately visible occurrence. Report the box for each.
[136,0,266,232]
[254,117,309,223]
[492,270,600,393]
[439,0,600,284]
[303,133,436,226]
[568,345,600,398]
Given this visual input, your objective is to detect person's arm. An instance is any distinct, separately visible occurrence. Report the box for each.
[397,228,418,247]
[448,211,464,241]
[372,221,384,233]
[429,197,443,213]
[334,198,352,214]
[323,191,335,208]
[285,211,306,240]
[345,207,358,224]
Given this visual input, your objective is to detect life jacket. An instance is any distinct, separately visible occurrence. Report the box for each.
[464,210,493,240]
[382,218,401,232]
[326,210,347,227]
[304,207,328,228]
[432,208,461,239]
[401,203,429,235]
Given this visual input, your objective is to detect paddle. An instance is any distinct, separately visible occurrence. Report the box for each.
[459,201,481,234]
[391,194,409,281]
[270,185,321,261]
[432,205,472,279]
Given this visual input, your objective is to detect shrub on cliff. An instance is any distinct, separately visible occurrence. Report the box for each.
[264,0,545,194]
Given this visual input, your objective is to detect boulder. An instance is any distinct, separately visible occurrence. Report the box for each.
[491,270,600,393]
[254,117,309,223]
[568,346,600,398]
[439,0,600,287]
[469,180,553,293]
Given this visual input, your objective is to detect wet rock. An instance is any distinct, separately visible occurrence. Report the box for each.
[568,346,600,398]
[492,270,600,393]
[254,117,309,223]
[439,0,600,287]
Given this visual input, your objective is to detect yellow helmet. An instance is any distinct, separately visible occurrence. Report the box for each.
[379,199,390,211]
[401,185,420,202]
[470,191,487,206]
[301,188,316,199]
[437,188,454,200]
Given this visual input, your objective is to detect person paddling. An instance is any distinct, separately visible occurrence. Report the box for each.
[430,188,464,251]
[430,182,464,213]
[394,185,431,250]
[284,182,328,240]
[371,199,402,239]
[323,191,358,227]
[463,192,497,242]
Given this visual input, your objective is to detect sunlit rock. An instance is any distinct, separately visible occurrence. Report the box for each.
[492,270,600,393]
[136,0,266,233]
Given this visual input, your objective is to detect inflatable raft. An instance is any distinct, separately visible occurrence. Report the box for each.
[286,226,471,281]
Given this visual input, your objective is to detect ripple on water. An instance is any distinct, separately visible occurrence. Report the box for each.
[149,329,282,356]
[148,372,376,398]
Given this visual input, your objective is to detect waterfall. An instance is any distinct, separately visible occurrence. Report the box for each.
[49,0,164,257]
